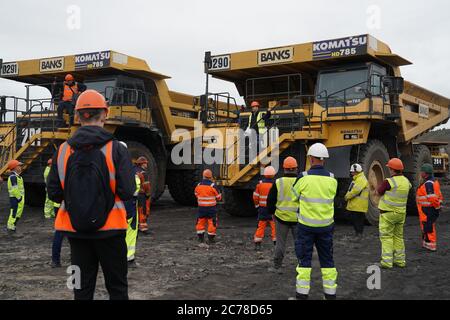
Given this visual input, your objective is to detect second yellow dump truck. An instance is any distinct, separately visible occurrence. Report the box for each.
[195,34,450,224]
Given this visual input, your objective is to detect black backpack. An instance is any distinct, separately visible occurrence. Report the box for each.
[64,143,115,233]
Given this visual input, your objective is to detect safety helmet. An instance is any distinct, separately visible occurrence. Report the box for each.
[251,101,260,108]
[75,90,108,111]
[386,158,404,171]
[283,157,298,170]
[350,163,363,173]
[420,163,434,175]
[203,169,213,179]
[135,156,148,165]
[65,74,74,82]
[264,166,276,178]
[307,143,329,160]
[8,160,23,171]
[47,158,53,166]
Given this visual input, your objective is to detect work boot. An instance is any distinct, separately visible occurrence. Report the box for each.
[198,233,205,243]
[207,235,216,244]
[296,293,309,300]
[128,260,138,269]
[324,294,337,301]
[255,242,262,251]
[51,261,62,269]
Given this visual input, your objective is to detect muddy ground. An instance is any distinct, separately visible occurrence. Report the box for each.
[0,185,450,300]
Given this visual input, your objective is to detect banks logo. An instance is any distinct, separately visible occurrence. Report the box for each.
[258,47,294,66]
[40,57,65,73]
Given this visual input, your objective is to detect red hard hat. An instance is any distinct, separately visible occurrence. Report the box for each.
[283,157,298,169]
[8,160,23,171]
[47,158,53,166]
[65,74,74,82]
[135,157,149,165]
[75,90,108,111]
[203,169,213,179]
[387,158,404,171]
[251,101,260,108]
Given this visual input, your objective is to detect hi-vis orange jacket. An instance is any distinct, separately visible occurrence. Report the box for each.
[416,179,443,210]
[195,180,222,217]
[253,178,274,220]
[62,83,79,102]
[54,141,128,233]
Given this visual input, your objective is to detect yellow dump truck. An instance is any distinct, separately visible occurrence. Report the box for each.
[195,34,450,224]
[0,51,205,206]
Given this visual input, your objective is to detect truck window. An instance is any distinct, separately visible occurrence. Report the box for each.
[370,64,387,96]
[317,68,369,103]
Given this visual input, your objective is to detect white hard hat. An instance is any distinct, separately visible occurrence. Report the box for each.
[307,143,329,160]
[119,141,128,149]
[350,163,363,173]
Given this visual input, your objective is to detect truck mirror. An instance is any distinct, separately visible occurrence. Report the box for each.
[354,86,363,93]
[383,76,404,95]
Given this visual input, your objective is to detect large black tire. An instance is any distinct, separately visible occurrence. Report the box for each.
[24,182,46,207]
[224,188,257,217]
[357,140,390,225]
[125,141,163,201]
[167,169,201,206]
[402,145,432,215]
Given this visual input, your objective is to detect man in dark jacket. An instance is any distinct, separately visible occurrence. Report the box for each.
[48,90,135,300]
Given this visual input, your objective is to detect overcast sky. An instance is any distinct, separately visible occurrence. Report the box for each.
[1,0,449,128]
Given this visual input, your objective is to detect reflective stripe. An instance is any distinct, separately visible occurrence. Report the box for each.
[324,287,337,295]
[259,196,268,199]
[276,206,298,212]
[277,179,296,202]
[198,197,217,201]
[300,196,334,204]
[381,198,405,207]
[253,193,260,197]
[296,280,310,287]
[323,280,336,287]
[298,214,334,227]
[114,202,125,210]
[57,142,69,184]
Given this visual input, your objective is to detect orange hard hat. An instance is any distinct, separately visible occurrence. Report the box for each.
[264,166,276,178]
[386,158,404,171]
[203,169,213,179]
[65,74,74,82]
[8,160,23,171]
[47,158,53,166]
[75,90,108,111]
[135,157,149,165]
[251,101,260,108]
[283,157,298,169]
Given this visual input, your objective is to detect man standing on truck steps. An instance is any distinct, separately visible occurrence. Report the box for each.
[6,160,25,233]
[344,163,369,241]
[55,74,86,126]
[253,166,277,251]
[245,101,272,153]
[267,157,299,274]
[416,163,443,252]
[292,143,338,300]
[47,90,136,300]
[194,169,222,244]
[377,158,412,269]
[134,157,151,233]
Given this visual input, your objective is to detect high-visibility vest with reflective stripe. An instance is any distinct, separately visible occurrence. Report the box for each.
[275,177,298,223]
[7,172,24,199]
[44,165,61,208]
[55,141,128,233]
[63,83,79,102]
[293,171,337,228]
[195,182,222,207]
[378,175,411,214]
[247,112,266,131]
[253,180,273,208]
[416,179,443,209]
[345,172,369,213]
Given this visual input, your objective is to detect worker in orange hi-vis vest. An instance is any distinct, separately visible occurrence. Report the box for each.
[194,169,222,244]
[253,166,277,251]
[135,157,151,233]
[416,163,444,252]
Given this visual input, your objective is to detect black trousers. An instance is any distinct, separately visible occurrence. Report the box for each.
[68,235,128,300]
[348,211,365,235]
[57,101,75,125]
